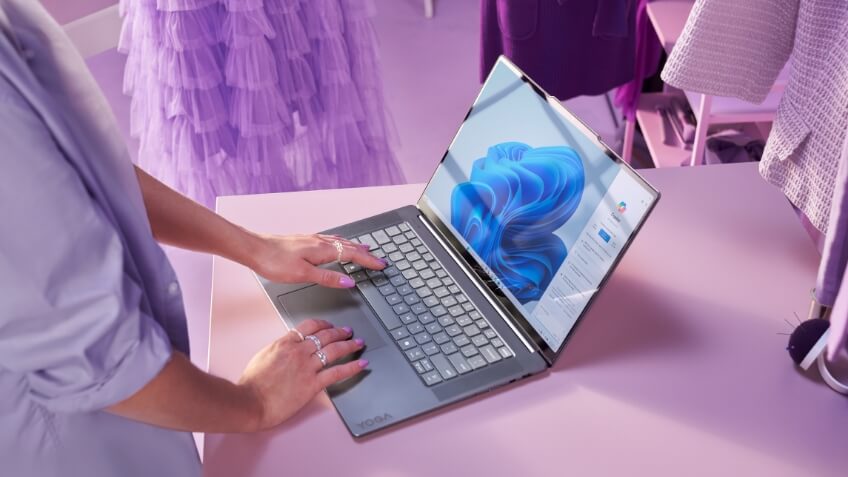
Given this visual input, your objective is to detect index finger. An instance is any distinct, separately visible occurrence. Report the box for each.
[345,245,386,271]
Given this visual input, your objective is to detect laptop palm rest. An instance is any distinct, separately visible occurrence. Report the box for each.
[277,285,387,352]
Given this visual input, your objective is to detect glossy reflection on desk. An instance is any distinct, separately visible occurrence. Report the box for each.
[204,164,844,477]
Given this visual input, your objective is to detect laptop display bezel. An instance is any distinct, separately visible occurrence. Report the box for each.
[416,56,661,365]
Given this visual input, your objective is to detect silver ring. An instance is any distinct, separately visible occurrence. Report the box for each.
[315,350,328,367]
[291,329,304,342]
[333,239,344,264]
[305,334,322,351]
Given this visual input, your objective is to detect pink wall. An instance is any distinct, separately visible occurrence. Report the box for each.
[40,0,117,24]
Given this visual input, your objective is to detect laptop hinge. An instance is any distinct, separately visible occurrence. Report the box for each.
[416,212,538,355]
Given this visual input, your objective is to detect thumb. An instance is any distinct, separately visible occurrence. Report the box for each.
[302,264,356,289]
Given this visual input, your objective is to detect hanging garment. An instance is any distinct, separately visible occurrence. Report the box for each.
[822,131,848,358]
[0,1,198,475]
[661,0,848,234]
[480,0,637,100]
[613,0,662,120]
[120,0,405,208]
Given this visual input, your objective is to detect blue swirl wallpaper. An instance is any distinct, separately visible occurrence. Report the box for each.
[450,142,585,303]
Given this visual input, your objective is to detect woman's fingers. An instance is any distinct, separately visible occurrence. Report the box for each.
[311,339,365,371]
[294,318,333,337]
[315,235,385,270]
[317,359,369,389]
[301,264,357,288]
[309,325,353,349]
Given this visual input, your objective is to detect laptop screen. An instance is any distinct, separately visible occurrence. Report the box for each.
[420,58,658,355]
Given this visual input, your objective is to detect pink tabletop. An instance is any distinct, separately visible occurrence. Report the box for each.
[204,164,845,476]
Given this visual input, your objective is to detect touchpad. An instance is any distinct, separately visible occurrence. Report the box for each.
[277,285,386,351]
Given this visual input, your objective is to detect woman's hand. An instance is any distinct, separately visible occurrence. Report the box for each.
[238,319,368,431]
[250,233,386,288]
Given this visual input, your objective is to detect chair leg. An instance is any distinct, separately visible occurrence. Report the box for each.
[424,0,435,18]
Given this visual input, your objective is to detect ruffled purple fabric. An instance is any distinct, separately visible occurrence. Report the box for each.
[119,0,405,208]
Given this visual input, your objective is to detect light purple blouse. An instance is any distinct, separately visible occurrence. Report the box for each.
[0,1,199,475]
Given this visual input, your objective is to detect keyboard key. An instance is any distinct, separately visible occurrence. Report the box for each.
[383,266,400,277]
[423,296,440,307]
[420,269,436,280]
[386,294,402,305]
[464,324,481,336]
[420,358,434,371]
[440,342,458,355]
[378,284,394,296]
[372,276,389,287]
[411,238,422,246]
[398,222,410,232]
[484,329,497,339]
[390,276,406,288]
[386,225,401,236]
[425,322,442,334]
[405,347,425,361]
[498,346,513,358]
[418,312,435,324]
[412,260,428,271]
[433,332,450,344]
[351,271,368,282]
[441,296,458,308]
[382,242,398,253]
[436,269,447,278]
[414,332,432,345]
[391,328,409,340]
[456,315,473,327]
[472,335,489,347]
[411,303,428,315]
[425,278,441,289]
[423,253,434,262]
[457,294,468,303]
[432,262,442,270]
[366,269,385,280]
[393,303,410,315]
[392,234,408,245]
[417,246,428,255]
[468,355,487,370]
[413,360,427,374]
[399,243,414,254]
[448,284,460,294]
[400,313,417,325]
[401,293,417,306]
[430,354,458,380]
[357,234,378,248]
[372,249,386,258]
[422,342,440,356]
[409,277,425,288]
[398,338,416,350]
[449,306,464,317]
[344,263,362,274]
[480,345,502,364]
[407,322,424,334]
[491,338,504,348]
[407,252,422,262]
[416,287,433,298]
[422,370,442,386]
[373,230,390,245]
[404,231,416,239]
[431,305,448,317]
[433,287,450,298]
[388,251,404,262]
[448,353,473,374]
[453,335,471,347]
[402,269,418,280]
[445,325,462,336]
[462,302,475,311]
[397,284,414,296]
[442,277,455,286]
[469,310,482,320]
[476,320,489,329]
[437,316,454,327]
[460,345,478,358]
[395,260,411,271]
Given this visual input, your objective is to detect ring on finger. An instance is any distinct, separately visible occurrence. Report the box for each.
[314,350,328,367]
[332,239,345,264]
[305,334,322,351]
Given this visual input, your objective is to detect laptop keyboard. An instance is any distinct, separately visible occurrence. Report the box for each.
[344,222,514,386]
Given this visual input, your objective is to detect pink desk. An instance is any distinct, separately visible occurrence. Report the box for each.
[204,163,844,476]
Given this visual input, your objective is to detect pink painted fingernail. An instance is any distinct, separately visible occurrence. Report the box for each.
[342,326,352,334]
[339,276,355,288]
[358,359,369,368]
[359,243,372,250]
[354,338,364,346]
[378,258,388,267]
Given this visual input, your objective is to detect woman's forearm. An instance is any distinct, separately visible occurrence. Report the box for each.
[108,352,262,433]
[134,166,263,269]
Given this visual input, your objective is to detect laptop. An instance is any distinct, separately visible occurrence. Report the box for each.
[257,56,660,437]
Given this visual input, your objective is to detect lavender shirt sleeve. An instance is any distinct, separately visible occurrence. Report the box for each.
[0,83,173,413]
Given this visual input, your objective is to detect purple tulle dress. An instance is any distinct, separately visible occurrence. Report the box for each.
[118,0,405,208]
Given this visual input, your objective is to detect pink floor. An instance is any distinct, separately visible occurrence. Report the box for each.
[83,0,620,368]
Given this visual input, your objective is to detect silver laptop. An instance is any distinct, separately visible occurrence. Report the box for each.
[258,56,660,437]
